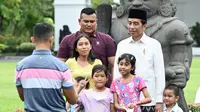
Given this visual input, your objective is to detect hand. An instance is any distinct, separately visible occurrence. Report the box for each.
[118,106,127,112]
[127,103,136,109]
[78,77,89,89]
[155,103,163,112]
[165,62,187,88]
[75,101,84,111]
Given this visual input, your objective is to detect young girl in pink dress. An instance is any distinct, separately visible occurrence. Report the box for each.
[78,65,115,112]
[110,53,151,112]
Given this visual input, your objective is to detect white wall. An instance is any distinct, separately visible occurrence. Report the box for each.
[54,0,91,51]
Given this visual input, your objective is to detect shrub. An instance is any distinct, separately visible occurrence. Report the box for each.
[0,43,9,53]
[190,22,200,46]
[17,42,35,54]
[188,103,200,112]
[0,34,23,53]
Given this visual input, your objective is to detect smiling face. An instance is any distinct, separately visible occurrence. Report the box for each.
[118,58,134,76]
[163,89,179,107]
[92,70,108,89]
[76,37,92,57]
[122,0,161,18]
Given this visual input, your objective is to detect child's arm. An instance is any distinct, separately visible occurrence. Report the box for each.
[127,87,151,109]
[137,88,151,105]
[110,103,115,112]
[66,102,70,110]
[76,77,89,94]
[113,93,126,111]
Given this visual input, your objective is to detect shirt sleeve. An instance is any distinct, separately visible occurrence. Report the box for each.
[15,64,22,88]
[57,35,70,59]
[110,80,116,92]
[105,34,117,57]
[66,58,72,67]
[138,77,147,91]
[113,42,121,79]
[62,69,73,89]
[95,59,102,65]
[109,91,114,103]
[153,41,165,103]
[15,69,22,88]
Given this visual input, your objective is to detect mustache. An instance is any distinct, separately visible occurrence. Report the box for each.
[127,5,151,12]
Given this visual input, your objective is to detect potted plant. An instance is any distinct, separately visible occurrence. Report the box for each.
[190,22,200,47]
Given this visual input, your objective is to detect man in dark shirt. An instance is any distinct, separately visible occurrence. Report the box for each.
[57,7,116,82]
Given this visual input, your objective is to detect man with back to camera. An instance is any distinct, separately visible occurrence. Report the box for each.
[15,23,78,112]
[114,9,165,112]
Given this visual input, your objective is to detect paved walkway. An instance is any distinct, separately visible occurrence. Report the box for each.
[0,56,26,62]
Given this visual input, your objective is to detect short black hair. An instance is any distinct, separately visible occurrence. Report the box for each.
[118,53,136,74]
[80,7,96,18]
[141,19,147,25]
[75,76,90,89]
[164,84,179,96]
[91,64,108,78]
[33,22,53,41]
[72,33,96,64]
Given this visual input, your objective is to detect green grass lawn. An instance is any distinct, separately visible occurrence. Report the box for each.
[0,62,24,112]
[0,58,199,111]
[184,57,200,103]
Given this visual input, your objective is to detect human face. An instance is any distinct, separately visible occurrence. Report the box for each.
[163,89,179,107]
[118,58,133,76]
[128,18,146,39]
[92,71,108,89]
[79,13,97,34]
[76,37,91,57]
[122,0,161,18]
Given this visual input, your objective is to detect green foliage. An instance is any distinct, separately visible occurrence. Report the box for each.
[0,43,8,53]
[190,22,200,38]
[42,17,55,28]
[17,42,35,53]
[91,0,114,9]
[188,103,200,112]
[0,34,30,53]
[0,35,18,53]
[0,0,54,37]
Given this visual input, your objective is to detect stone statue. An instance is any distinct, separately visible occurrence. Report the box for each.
[97,0,193,111]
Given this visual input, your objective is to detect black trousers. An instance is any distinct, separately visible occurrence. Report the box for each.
[141,106,155,112]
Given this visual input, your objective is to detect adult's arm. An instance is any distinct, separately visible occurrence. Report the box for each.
[17,87,24,101]
[153,41,165,103]
[105,34,117,77]
[62,68,78,104]
[63,88,78,104]
[107,56,115,79]
[57,35,72,62]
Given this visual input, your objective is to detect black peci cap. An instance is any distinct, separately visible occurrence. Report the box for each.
[128,9,147,21]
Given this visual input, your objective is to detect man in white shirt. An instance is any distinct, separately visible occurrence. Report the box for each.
[114,9,165,112]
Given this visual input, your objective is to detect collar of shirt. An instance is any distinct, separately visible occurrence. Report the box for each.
[129,33,148,44]
[32,50,51,55]
[78,31,96,38]
[163,103,178,112]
